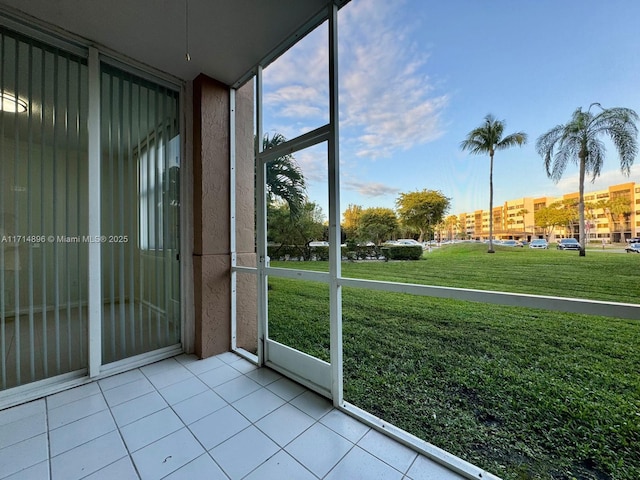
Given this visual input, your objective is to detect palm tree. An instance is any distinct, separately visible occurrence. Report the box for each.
[536,104,638,256]
[460,115,528,253]
[262,133,307,217]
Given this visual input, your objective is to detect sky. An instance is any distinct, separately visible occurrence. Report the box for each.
[261,0,640,219]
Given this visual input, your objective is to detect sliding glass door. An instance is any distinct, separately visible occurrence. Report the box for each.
[0,24,182,394]
[0,27,88,390]
[100,65,180,365]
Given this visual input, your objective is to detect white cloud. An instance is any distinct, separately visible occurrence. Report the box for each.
[339,0,449,158]
[261,0,449,161]
[263,27,328,124]
[295,147,327,185]
[343,180,399,197]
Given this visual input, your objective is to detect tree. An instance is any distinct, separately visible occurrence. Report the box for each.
[444,215,459,240]
[267,200,325,258]
[263,133,307,217]
[395,189,451,242]
[536,104,638,256]
[516,208,529,238]
[342,204,363,240]
[534,205,565,239]
[551,199,580,238]
[357,207,398,245]
[460,115,527,253]
[595,196,632,240]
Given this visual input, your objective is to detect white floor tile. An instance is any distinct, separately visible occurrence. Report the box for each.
[83,457,139,480]
[120,408,184,453]
[290,391,333,420]
[98,369,146,391]
[131,428,204,480]
[0,412,47,450]
[163,453,228,480]
[0,434,48,479]
[254,404,315,447]
[265,377,306,400]
[210,426,279,479]
[0,353,469,480]
[325,446,404,480]
[229,359,257,374]
[405,455,467,480]
[358,429,417,473]
[173,353,199,366]
[46,383,101,410]
[146,366,194,390]
[158,377,208,405]
[184,356,225,375]
[47,393,108,429]
[216,352,242,364]
[140,358,183,377]
[246,367,282,387]
[3,460,49,480]
[110,391,168,427]
[188,405,250,450]
[172,390,227,425]
[102,377,155,407]
[243,450,316,480]
[213,376,261,403]
[232,388,286,423]
[285,423,353,478]
[49,410,116,456]
[320,409,370,443]
[198,364,243,388]
[50,431,127,480]
[0,400,45,427]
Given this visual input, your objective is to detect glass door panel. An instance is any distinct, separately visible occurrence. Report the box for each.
[0,27,88,390]
[100,65,180,364]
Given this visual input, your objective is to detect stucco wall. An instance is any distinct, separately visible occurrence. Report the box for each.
[192,75,256,358]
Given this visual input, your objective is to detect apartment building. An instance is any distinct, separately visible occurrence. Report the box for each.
[456,182,639,243]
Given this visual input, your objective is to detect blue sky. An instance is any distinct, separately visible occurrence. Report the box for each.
[262,0,640,218]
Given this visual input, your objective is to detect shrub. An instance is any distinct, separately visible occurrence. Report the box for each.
[384,245,423,260]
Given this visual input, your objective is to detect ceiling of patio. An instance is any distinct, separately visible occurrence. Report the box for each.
[0,0,349,86]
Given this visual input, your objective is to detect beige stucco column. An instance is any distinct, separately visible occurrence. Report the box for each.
[192,74,256,358]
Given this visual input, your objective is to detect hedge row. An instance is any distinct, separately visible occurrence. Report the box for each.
[381,245,423,260]
[267,244,423,261]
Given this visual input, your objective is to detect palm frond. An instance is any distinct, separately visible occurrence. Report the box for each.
[536,124,565,178]
[496,131,528,150]
[262,132,307,218]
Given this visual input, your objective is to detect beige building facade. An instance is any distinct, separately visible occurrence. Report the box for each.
[455,182,639,243]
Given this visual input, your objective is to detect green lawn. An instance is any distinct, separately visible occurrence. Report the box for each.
[267,244,640,480]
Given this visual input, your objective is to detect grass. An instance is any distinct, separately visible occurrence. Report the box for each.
[267,244,640,480]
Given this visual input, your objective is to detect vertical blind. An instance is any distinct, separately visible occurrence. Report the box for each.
[0,27,88,390]
[0,25,182,391]
[100,65,180,365]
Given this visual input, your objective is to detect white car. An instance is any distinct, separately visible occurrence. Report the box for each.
[529,239,548,249]
[396,239,421,245]
[309,241,329,247]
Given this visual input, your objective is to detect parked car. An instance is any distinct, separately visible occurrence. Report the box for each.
[529,239,548,249]
[625,242,640,253]
[309,241,329,247]
[501,240,523,247]
[557,238,581,250]
[396,239,421,245]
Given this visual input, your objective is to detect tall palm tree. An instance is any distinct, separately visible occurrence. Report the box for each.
[460,115,528,253]
[536,104,638,256]
[262,133,307,218]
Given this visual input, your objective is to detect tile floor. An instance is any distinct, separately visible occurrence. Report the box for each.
[0,352,466,480]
